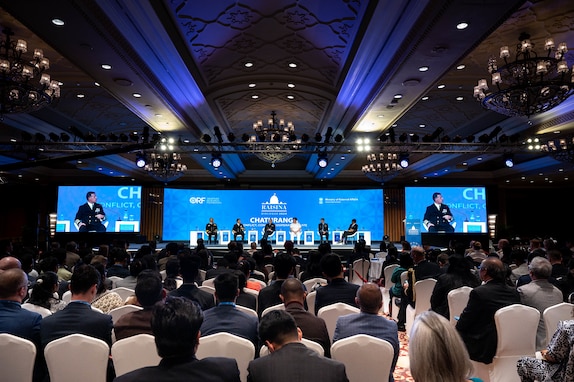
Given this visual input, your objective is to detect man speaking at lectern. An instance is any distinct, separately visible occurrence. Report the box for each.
[423,192,454,233]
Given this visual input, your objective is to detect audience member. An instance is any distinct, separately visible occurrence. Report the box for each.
[517,256,563,350]
[558,259,574,302]
[205,258,231,281]
[333,283,399,382]
[299,250,323,282]
[465,241,487,267]
[496,238,512,264]
[257,252,296,316]
[156,242,180,272]
[200,272,259,348]
[22,271,67,317]
[247,310,348,382]
[548,249,568,280]
[509,249,529,285]
[410,311,482,382]
[388,252,413,317]
[430,254,480,319]
[106,248,130,278]
[528,238,546,263]
[64,241,81,270]
[114,270,165,341]
[234,270,257,311]
[456,257,520,364]
[91,262,124,313]
[280,278,331,356]
[168,253,215,310]
[0,255,22,271]
[314,253,359,315]
[163,257,182,291]
[114,296,240,382]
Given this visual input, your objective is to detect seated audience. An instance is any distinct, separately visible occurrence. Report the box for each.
[168,253,215,311]
[410,310,483,382]
[113,296,240,382]
[22,271,67,317]
[314,253,359,315]
[106,248,130,278]
[247,310,348,382]
[257,253,296,317]
[91,262,125,314]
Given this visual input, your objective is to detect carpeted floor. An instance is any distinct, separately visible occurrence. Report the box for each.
[393,331,413,381]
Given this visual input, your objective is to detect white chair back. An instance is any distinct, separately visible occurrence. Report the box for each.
[236,304,258,318]
[405,278,437,334]
[107,276,123,288]
[447,286,473,326]
[303,277,327,292]
[108,304,143,325]
[260,303,285,317]
[111,287,135,301]
[382,264,399,315]
[111,334,161,377]
[331,334,394,382]
[198,269,207,282]
[259,337,324,357]
[317,302,360,341]
[196,332,255,382]
[490,304,539,382]
[62,290,72,304]
[44,333,110,382]
[543,302,574,347]
[201,277,215,288]
[306,290,317,316]
[349,259,370,285]
[0,333,37,382]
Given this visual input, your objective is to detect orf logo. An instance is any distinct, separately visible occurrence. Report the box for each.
[189,197,206,204]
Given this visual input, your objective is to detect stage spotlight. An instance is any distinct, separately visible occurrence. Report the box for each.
[452,135,462,143]
[314,133,322,142]
[227,132,236,142]
[129,132,139,142]
[151,133,161,143]
[301,134,310,142]
[119,133,129,142]
[410,133,419,143]
[399,133,408,143]
[504,153,514,168]
[289,133,297,141]
[508,133,520,143]
[478,133,490,143]
[324,127,333,143]
[241,133,250,142]
[334,134,343,143]
[35,133,46,142]
[421,134,433,142]
[60,132,70,142]
[214,126,223,144]
[210,154,222,169]
[489,125,502,141]
[317,153,328,168]
[388,127,396,143]
[85,132,95,141]
[69,126,84,140]
[465,134,475,143]
[49,133,60,142]
[429,127,444,141]
[201,134,212,143]
[97,134,107,142]
[399,152,409,168]
[499,134,508,143]
[135,152,147,168]
[108,133,118,142]
[379,134,388,142]
[441,135,451,142]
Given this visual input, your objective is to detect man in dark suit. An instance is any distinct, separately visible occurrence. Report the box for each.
[333,283,399,382]
[456,257,521,364]
[40,264,113,348]
[114,296,240,382]
[247,310,348,382]
[280,278,331,357]
[200,272,259,348]
[74,191,107,232]
[262,219,275,241]
[423,192,454,233]
[340,219,358,244]
[205,217,218,244]
[232,218,245,242]
[257,253,296,317]
[314,254,360,315]
[169,253,215,311]
[318,218,329,243]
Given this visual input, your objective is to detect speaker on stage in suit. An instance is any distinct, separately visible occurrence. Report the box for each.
[318,218,329,243]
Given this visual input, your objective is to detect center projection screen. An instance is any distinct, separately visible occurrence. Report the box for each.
[404,186,487,246]
[162,189,384,243]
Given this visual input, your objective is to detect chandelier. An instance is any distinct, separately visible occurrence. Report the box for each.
[0,28,60,115]
[474,33,574,117]
[361,153,403,183]
[252,111,298,166]
[142,137,187,182]
[539,136,574,163]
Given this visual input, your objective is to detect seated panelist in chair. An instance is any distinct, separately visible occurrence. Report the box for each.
[340,219,358,244]
[318,218,329,243]
[262,218,275,241]
[423,192,454,233]
[74,191,106,232]
[232,218,245,242]
[205,217,218,244]
[289,217,302,244]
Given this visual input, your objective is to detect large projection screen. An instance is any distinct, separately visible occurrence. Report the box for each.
[163,189,384,243]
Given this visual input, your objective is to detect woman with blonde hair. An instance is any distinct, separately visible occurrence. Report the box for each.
[409,310,483,382]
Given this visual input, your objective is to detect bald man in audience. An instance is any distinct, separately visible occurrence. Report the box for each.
[0,256,22,271]
[332,282,399,382]
[280,278,331,356]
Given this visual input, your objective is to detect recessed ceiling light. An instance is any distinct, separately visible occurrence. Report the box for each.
[133,93,142,98]
[287,95,294,100]
[244,62,254,68]
[378,115,384,118]
[101,64,112,70]
[94,82,100,87]
[287,83,295,88]
[51,18,65,26]
[456,64,466,70]
[288,62,297,68]
[457,22,469,30]
[422,96,429,101]
[419,124,426,128]
[251,95,259,99]
[437,84,446,89]
[419,66,429,72]
[248,83,256,88]
[393,94,403,99]
[155,113,162,117]
[76,94,85,98]
[456,96,464,101]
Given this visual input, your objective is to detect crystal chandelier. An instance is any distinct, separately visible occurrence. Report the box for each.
[474,33,574,117]
[539,136,574,163]
[361,152,403,183]
[143,137,187,182]
[0,28,60,115]
[252,111,298,166]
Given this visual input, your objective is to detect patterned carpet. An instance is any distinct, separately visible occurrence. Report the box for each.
[394,331,414,381]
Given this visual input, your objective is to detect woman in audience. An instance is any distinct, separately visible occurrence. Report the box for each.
[388,252,413,316]
[517,312,574,381]
[22,271,66,317]
[409,310,483,382]
[430,254,481,319]
[91,262,125,313]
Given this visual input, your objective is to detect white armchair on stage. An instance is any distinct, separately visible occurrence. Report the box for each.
[189,230,205,246]
[290,231,302,244]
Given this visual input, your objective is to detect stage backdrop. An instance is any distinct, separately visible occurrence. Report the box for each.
[56,186,142,233]
[163,189,384,242]
[404,186,487,246]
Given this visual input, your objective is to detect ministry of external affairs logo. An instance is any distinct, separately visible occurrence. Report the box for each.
[261,193,287,214]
